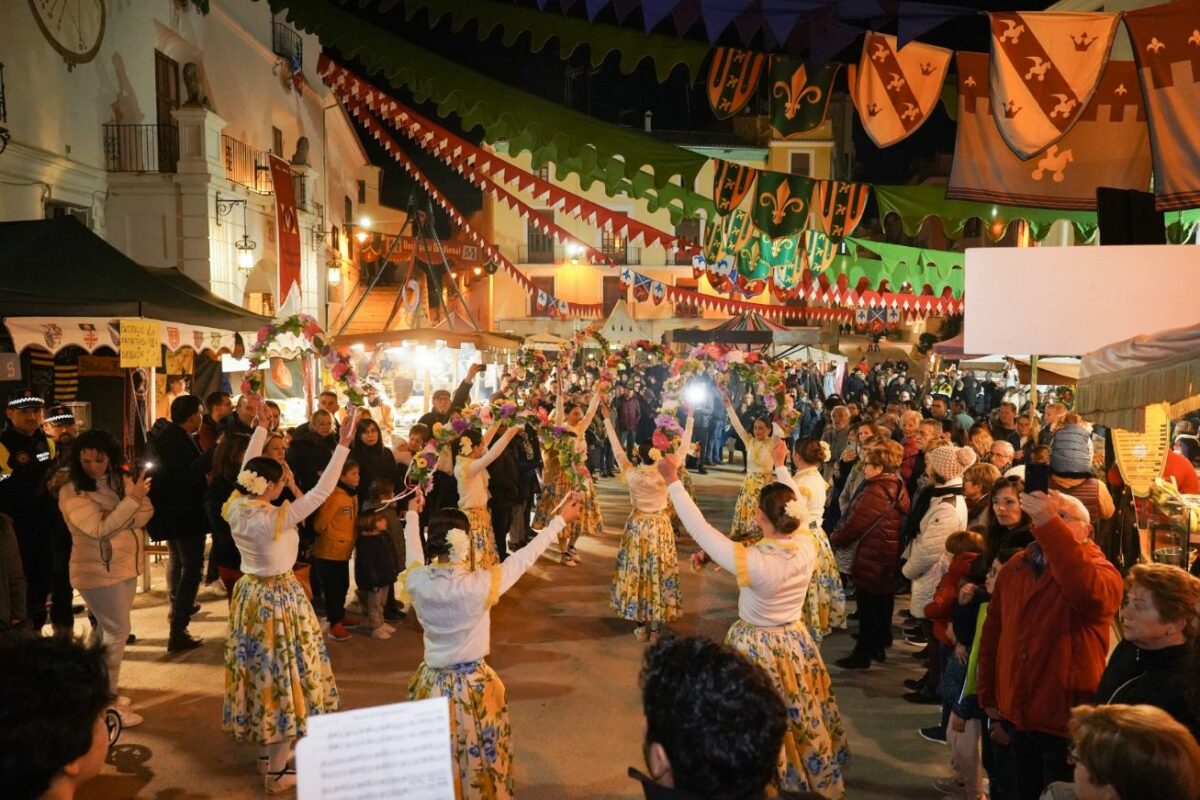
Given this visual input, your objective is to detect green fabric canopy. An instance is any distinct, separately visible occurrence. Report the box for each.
[371,0,709,83]
[271,0,711,217]
[818,245,964,299]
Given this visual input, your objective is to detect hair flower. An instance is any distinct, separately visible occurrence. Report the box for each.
[236,469,269,496]
[819,441,832,463]
[784,498,807,525]
[647,447,663,463]
[446,528,470,565]
[459,438,473,456]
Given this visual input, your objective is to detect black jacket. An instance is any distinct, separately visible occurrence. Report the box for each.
[351,443,398,497]
[287,430,335,493]
[146,423,206,540]
[487,437,521,507]
[629,768,822,800]
[0,426,56,536]
[1096,640,1200,742]
[417,379,473,428]
[204,475,241,571]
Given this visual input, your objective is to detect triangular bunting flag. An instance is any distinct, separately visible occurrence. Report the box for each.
[632,273,652,303]
[712,159,758,213]
[851,32,952,147]
[642,0,679,31]
[814,180,871,238]
[752,172,814,237]
[707,47,766,119]
[987,11,1120,159]
[701,2,746,43]
[768,58,841,139]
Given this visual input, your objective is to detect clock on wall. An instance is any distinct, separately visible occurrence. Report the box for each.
[28,0,106,71]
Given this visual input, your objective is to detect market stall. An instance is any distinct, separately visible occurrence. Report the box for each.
[665,311,820,352]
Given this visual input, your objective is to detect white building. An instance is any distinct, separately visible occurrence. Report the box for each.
[0,0,403,325]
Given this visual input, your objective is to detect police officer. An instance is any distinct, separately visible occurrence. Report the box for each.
[0,389,61,633]
[43,405,80,637]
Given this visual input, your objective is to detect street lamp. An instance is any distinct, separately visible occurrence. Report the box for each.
[326,261,342,286]
[235,235,256,274]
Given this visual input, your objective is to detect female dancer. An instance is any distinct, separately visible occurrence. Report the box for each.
[453,423,522,570]
[775,438,847,642]
[659,455,848,798]
[533,383,603,565]
[222,398,355,794]
[598,404,691,641]
[405,492,581,799]
[719,387,783,542]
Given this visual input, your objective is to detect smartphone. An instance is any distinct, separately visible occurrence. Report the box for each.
[1025,462,1050,494]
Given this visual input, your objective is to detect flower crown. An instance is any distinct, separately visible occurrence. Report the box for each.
[237,469,270,496]
[445,528,470,565]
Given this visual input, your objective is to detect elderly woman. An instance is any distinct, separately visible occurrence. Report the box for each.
[1095,563,1200,741]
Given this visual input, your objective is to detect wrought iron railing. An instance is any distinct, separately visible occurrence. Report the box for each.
[518,243,560,265]
[103,123,179,173]
[272,21,303,67]
[222,134,273,193]
[0,63,7,124]
[601,245,641,265]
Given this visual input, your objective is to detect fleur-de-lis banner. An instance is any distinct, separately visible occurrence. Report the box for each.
[706,253,735,293]
[632,273,652,303]
[988,12,1120,159]
[1124,0,1200,210]
[768,58,842,139]
[651,280,667,305]
[850,32,952,148]
[712,159,759,214]
[734,241,767,297]
[702,218,724,265]
[754,233,802,300]
[707,47,766,120]
[814,180,871,239]
[752,171,814,237]
[619,266,635,290]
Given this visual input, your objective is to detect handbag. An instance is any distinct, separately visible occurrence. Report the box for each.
[835,481,902,575]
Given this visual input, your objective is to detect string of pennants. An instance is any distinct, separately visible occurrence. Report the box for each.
[708,2,1200,212]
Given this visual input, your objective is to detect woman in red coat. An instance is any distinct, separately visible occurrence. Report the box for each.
[830,438,910,669]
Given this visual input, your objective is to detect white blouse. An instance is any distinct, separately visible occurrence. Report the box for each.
[405,510,566,668]
[602,415,694,514]
[775,465,826,529]
[226,426,349,577]
[668,481,815,627]
[454,426,519,509]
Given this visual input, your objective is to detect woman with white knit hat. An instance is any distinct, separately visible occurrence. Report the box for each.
[902,445,976,620]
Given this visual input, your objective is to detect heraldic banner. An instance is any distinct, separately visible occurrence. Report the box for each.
[268,154,303,309]
[987,12,1120,160]
[712,159,758,214]
[949,51,1151,210]
[752,171,814,238]
[850,32,951,148]
[1124,0,1200,210]
[707,47,765,120]
[768,58,841,139]
[813,180,871,239]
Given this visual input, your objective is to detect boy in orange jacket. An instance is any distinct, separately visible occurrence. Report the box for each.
[313,458,360,641]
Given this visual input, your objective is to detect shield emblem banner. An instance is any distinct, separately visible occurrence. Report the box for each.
[619,266,634,290]
[706,255,734,293]
[768,58,841,139]
[633,274,652,303]
[651,281,667,305]
[851,32,952,148]
[988,12,1120,159]
[536,290,548,311]
[707,47,766,120]
[752,172,814,238]
[712,159,758,214]
[814,180,871,239]
[702,217,724,263]
[755,233,801,298]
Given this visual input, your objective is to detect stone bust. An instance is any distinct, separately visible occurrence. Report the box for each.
[182,63,209,109]
[290,136,310,167]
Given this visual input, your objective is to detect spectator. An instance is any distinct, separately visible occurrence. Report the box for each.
[417,364,483,428]
[989,441,1015,473]
[987,477,1035,561]
[287,410,336,493]
[1051,704,1200,800]
[964,463,1001,530]
[486,423,522,561]
[146,394,208,653]
[263,400,282,432]
[615,385,642,459]
[58,429,153,727]
[1048,419,1114,526]
[0,635,115,800]
[198,390,232,452]
[831,439,910,670]
[1095,563,1200,740]
[992,403,1021,451]
[313,457,361,642]
[0,513,27,631]
[349,418,397,499]
[1014,415,1037,464]
[977,490,1124,800]
[899,410,924,484]
[820,406,852,483]
[1040,402,1068,449]
[43,404,79,638]
[632,635,823,800]
[204,432,250,597]
[509,421,542,550]
[951,398,976,434]
[219,394,256,437]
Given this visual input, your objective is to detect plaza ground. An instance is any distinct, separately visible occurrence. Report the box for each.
[80,463,952,800]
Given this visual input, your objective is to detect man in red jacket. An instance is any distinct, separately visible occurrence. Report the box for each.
[977,490,1123,800]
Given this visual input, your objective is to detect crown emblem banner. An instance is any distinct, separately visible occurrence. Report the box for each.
[768,58,841,139]
[988,12,1120,159]
[850,32,951,147]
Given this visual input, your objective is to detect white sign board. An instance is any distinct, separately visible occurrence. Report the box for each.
[964,245,1200,356]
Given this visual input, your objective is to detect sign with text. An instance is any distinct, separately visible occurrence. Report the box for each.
[0,354,21,381]
[78,356,122,378]
[118,319,161,368]
[1112,402,1171,498]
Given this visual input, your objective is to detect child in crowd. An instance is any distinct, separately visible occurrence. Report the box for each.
[353,508,400,640]
[373,478,407,619]
[313,458,360,642]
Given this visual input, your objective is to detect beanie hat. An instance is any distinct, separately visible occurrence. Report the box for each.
[1050,424,1093,475]
[928,445,977,482]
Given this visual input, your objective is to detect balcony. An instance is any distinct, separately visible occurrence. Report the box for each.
[516,243,642,265]
[103,123,179,173]
[602,245,641,266]
[272,21,303,68]
[222,134,273,193]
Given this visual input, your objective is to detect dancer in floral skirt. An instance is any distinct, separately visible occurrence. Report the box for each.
[660,454,849,799]
[404,491,581,799]
[719,388,784,542]
[774,438,847,642]
[453,422,522,570]
[533,382,603,565]
[598,403,691,641]
[221,398,355,794]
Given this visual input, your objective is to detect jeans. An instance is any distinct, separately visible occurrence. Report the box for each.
[1010,729,1071,800]
[167,535,206,634]
[79,578,137,694]
[509,501,529,547]
[490,503,513,561]
[855,590,894,655]
[315,558,350,624]
[618,428,637,458]
[706,425,724,463]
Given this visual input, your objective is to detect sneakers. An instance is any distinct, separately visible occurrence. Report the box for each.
[371,627,392,640]
[919,725,949,744]
[264,768,297,794]
[167,630,203,653]
[328,623,352,641]
[116,707,144,728]
[383,606,407,622]
[904,674,930,691]
[933,776,967,795]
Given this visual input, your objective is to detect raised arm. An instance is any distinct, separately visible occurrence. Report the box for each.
[493,516,567,596]
[602,417,633,472]
[576,391,602,433]
[722,392,750,445]
[666,481,737,572]
[678,410,695,458]
[466,425,521,476]
[482,420,501,448]
[286,446,349,527]
[403,506,424,568]
[241,426,269,469]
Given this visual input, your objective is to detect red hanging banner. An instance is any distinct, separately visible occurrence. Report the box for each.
[268,154,302,309]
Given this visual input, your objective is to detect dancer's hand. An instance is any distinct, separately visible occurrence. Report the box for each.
[338,409,357,447]
[773,439,788,467]
[599,402,612,422]
[407,491,425,514]
[656,454,680,485]
[558,492,582,524]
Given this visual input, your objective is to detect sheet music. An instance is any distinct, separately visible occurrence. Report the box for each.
[297,698,455,799]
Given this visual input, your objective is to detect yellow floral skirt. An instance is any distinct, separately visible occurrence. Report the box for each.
[533,469,603,544]
[670,467,697,539]
[802,527,848,642]
[725,619,849,799]
[408,659,514,800]
[463,506,500,571]
[223,572,338,743]
[730,471,771,543]
[611,509,681,624]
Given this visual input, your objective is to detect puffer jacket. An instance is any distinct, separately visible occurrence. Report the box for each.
[829,473,910,594]
[903,478,968,618]
[925,550,980,646]
[313,484,358,561]
[59,476,154,590]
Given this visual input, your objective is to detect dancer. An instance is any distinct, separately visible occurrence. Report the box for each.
[533,382,603,565]
[774,438,847,642]
[598,403,690,641]
[453,422,522,570]
[222,398,355,794]
[719,387,783,542]
[659,455,849,798]
[404,490,581,799]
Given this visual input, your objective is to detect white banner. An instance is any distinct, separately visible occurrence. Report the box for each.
[3,317,239,356]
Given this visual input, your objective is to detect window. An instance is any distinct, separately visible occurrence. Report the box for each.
[357,180,366,204]
[526,212,555,264]
[602,275,624,315]
[673,217,702,265]
[344,196,353,224]
[536,164,550,181]
[674,278,700,318]
[530,276,555,317]
[789,151,812,176]
[601,228,629,265]
[331,224,340,250]
[272,126,284,156]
